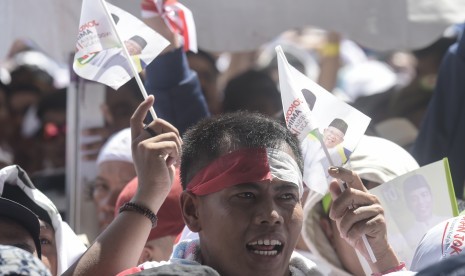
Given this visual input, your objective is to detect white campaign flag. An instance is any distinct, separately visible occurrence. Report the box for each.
[73,0,169,90]
[276,45,371,204]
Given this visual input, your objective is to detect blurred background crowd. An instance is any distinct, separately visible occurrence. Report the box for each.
[1,1,465,274]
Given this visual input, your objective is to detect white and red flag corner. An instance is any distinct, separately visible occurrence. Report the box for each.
[73,0,170,90]
[141,0,197,53]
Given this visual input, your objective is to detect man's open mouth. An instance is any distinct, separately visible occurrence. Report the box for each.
[246,239,284,256]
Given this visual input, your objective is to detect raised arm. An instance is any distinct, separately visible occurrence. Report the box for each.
[143,7,210,135]
[63,96,182,275]
[327,166,402,275]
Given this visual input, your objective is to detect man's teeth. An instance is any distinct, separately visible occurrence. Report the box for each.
[252,250,278,256]
[247,239,282,246]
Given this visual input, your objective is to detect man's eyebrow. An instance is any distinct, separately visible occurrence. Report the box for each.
[273,182,299,192]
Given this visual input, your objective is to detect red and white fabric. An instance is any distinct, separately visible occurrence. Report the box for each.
[141,0,197,53]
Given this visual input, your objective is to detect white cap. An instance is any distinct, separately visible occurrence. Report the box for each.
[96,128,132,166]
[411,215,465,271]
[348,135,419,184]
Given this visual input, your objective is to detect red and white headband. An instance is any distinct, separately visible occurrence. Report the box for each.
[186,147,303,197]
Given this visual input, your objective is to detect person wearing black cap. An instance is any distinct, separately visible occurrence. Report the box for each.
[0,197,41,259]
[125,36,148,56]
[0,165,86,275]
[0,165,87,276]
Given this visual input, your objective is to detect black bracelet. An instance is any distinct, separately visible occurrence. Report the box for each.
[119,202,158,228]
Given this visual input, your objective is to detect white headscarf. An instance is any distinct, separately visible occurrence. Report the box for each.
[96,128,132,166]
[0,165,87,275]
[302,135,419,275]
[346,135,419,184]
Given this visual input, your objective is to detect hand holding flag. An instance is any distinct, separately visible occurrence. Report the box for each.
[275,45,375,262]
[73,0,170,119]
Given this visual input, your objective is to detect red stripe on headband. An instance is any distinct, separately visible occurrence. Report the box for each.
[186,148,273,195]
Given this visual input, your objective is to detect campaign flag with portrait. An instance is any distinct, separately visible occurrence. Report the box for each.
[370,158,458,267]
[73,0,169,90]
[276,46,371,206]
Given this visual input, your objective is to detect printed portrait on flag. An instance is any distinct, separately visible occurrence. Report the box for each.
[370,159,458,267]
[73,0,169,90]
[78,13,149,82]
[302,117,352,193]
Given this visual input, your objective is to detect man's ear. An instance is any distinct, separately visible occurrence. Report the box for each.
[180,191,201,232]
[139,247,152,264]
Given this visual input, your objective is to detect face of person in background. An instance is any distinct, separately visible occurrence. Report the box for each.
[93,161,136,231]
[125,40,143,56]
[406,186,433,222]
[0,217,38,257]
[39,220,57,276]
[323,126,344,148]
[105,87,141,132]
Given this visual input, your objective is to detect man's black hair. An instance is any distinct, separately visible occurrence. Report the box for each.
[9,64,54,91]
[180,111,303,189]
[6,84,41,99]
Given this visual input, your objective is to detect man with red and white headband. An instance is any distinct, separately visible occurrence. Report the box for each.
[65,96,404,276]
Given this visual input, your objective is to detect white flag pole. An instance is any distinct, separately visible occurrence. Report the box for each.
[99,0,157,120]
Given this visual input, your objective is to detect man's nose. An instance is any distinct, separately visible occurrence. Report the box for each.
[101,189,120,212]
[253,199,284,225]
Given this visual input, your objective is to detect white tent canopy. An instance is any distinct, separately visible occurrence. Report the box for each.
[187,0,465,52]
[0,0,142,64]
[2,0,465,64]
